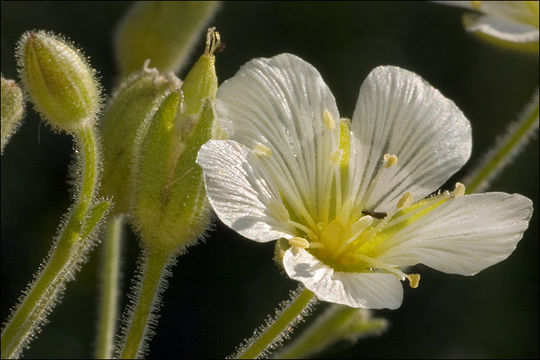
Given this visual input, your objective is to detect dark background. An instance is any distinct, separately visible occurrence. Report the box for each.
[1,1,538,358]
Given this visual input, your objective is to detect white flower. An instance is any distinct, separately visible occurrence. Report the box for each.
[196,54,533,309]
[439,1,539,47]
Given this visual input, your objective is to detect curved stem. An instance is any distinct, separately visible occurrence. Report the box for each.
[95,214,124,359]
[119,248,172,359]
[1,125,100,359]
[234,287,315,359]
[464,90,539,193]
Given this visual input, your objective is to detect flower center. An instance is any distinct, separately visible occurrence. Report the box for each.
[281,110,468,288]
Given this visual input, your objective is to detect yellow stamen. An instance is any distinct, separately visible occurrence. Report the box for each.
[348,253,407,281]
[351,215,374,235]
[309,241,325,249]
[359,153,399,209]
[407,273,421,288]
[323,109,336,130]
[397,191,413,209]
[289,237,310,249]
[288,220,318,241]
[450,182,466,198]
[253,143,272,157]
[383,153,398,168]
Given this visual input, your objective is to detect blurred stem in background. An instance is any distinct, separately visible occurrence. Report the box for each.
[464,89,539,193]
[274,305,387,359]
[115,1,219,77]
[94,215,124,359]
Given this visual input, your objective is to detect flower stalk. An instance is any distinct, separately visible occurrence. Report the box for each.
[233,286,316,359]
[114,28,220,359]
[273,305,387,359]
[1,126,105,359]
[95,214,124,359]
[464,89,539,193]
[118,248,172,359]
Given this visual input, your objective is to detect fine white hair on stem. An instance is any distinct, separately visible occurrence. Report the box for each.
[462,88,539,192]
[228,284,317,359]
[114,248,176,359]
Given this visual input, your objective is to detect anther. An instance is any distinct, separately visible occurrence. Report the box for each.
[323,109,336,130]
[383,154,398,168]
[329,149,343,166]
[397,191,413,209]
[253,143,272,157]
[407,273,421,288]
[308,241,325,249]
[288,237,310,249]
[351,215,374,234]
[450,182,466,198]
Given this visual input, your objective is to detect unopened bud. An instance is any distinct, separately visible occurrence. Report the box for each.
[131,30,220,253]
[115,1,219,77]
[1,76,25,154]
[99,62,178,213]
[17,31,101,133]
[181,27,220,117]
[133,93,215,252]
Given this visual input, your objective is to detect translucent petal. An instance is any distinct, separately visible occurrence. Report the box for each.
[196,140,293,242]
[283,248,403,309]
[347,66,472,213]
[464,13,539,43]
[216,53,340,223]
[376,193,533,275]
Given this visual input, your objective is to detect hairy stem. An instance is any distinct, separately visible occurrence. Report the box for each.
[118,248,172,359]
[1,125,101,359]
[233,286,316,359]
[274,305,387,359]
[464,90,539,193]
[95,214,124,359]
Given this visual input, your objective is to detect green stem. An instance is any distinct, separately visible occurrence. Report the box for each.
[464,90,539,193]
[235,287,315,359]
[1,125,100,359]
[95,214,124,359]
[274,305,386,359]
[119,248,172,359]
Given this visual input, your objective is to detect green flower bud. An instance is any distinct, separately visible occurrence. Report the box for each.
[132,29,220,253]
[99,62,180,213]
[114,1,220,77]
[181,27,220,116]
[16,31,101,133]
[133,93,215,253]
[1,76,25,154]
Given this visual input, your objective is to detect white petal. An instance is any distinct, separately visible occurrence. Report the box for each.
[217,53,340,223]
[376,193,533,275]
[196,140,293,242]
[464,13,539,43]
[347,66,472,212]
[283,248,403,309]
[472,2,539,29]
